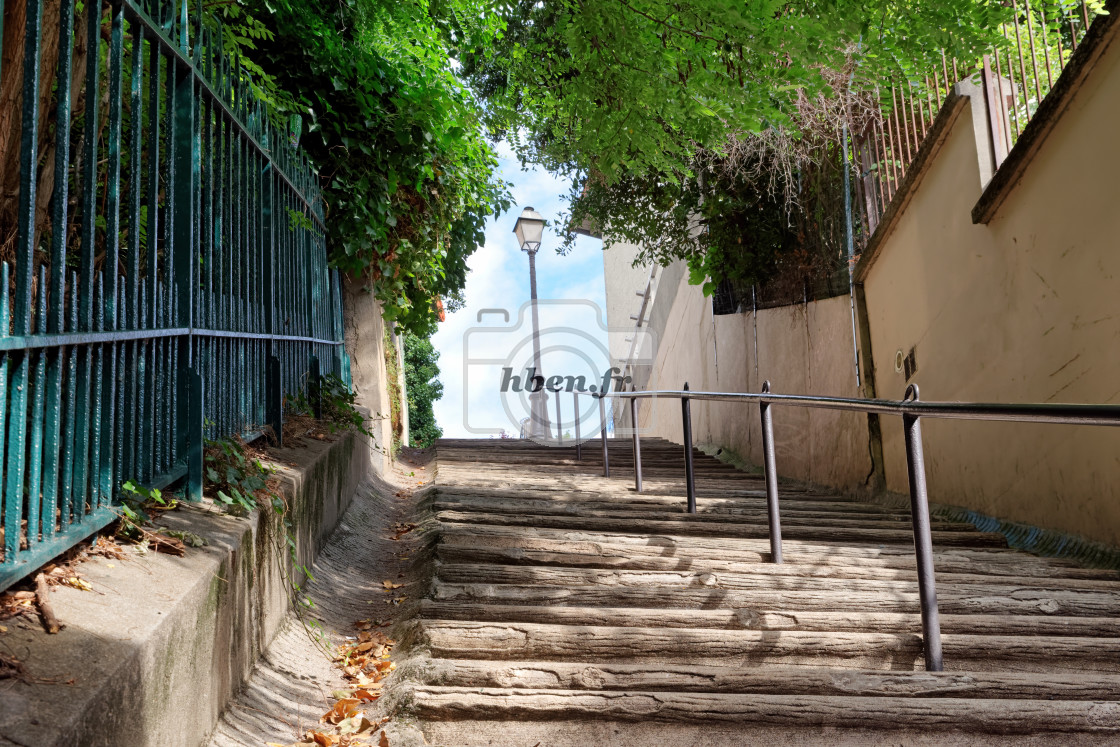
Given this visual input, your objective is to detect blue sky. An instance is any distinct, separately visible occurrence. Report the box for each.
[430,141,610,438]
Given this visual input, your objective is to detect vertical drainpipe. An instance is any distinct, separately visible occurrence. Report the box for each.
[844,60,886,493]
[843,126,862,392]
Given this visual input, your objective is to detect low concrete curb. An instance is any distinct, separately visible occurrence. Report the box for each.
[0,431,370,747]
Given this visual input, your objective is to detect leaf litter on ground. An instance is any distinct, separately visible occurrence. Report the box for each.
[269,624,398,746]
[388,523,416,541]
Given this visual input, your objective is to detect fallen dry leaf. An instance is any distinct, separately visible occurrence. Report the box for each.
[337,713,372,735]
[304,730,339,746]
[388,522,416,541]
[62,577,93,592]
[381,580,403,591]
[379,730,391,747]
[321,698,361,725]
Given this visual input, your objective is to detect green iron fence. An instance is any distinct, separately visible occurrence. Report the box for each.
[0,0,350,590]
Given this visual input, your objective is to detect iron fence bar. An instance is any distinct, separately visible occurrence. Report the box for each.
[681,383,696,514]
[49,0,76,334]
[759,381,783,564]
[267,355,283,447]
[629,397,642,493]
[14,0,43,334]
[62,278,79,525]
[26,274,47,546]
[308,355,322,418]
[598,394,610,477]
[119,0,324,225]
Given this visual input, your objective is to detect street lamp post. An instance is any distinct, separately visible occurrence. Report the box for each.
[513,207,552,440]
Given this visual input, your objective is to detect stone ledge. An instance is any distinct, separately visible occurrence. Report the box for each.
[0,430,370,747]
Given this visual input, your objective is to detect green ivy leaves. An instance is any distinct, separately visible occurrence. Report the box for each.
[233,0,510,335]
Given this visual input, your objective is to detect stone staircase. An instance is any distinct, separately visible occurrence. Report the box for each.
[393,438,1120,745]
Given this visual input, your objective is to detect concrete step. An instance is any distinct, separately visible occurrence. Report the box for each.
[408,686,1120,736]
[434,528,1118,580]
[430,581,1120,616]
[419,601,1120,637]
[435,510,1008,546]
[432,498,973,531]
[389,439,1120,742]
[417,659,1120,699]
[416,620,1120,673]
[433,563,1116,602]
[432,493,956,522]
[434,544,1120,589]
[434,487,911,511]
[434,523,1109,578]
[436,563,1120,607]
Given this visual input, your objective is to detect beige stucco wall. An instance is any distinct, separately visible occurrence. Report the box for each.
[638,270,871,492]
[861,25,1120,543]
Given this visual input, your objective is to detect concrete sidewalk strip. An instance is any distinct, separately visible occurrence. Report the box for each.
[0,433,369,747]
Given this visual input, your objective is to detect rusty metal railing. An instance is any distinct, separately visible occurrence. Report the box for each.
[856,0,1103,236]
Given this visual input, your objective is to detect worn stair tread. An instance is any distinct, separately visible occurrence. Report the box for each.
[434,523,1107,577]
[409,686,1120,733]
[431,581,1120,617]
[418,601,1120,637]
[434,488,903,513]
[412,440,1120,743]
[418,620,1120,672]
[431,498,972,530]
[434,502,972,532]
[417,659,1120,700]
[433,544,1120,589]
[435,510,1008,546]
[435,563,1120,602]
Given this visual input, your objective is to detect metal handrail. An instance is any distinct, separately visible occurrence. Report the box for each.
[562,382,1120,672]
[607,387,1120,426]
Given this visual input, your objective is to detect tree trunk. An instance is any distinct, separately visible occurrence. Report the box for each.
[0,0,31,205]
[0,0,64,261]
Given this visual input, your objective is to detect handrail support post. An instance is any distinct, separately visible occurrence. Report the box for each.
[629,397,642,493]
[598,394,610,477]
[555,389,562,445]
[760,381,783,564]
[682,383,696,513]
[574,392,581,460]
[903,384,943,672]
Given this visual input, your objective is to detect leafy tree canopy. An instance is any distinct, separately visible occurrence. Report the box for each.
[455,0,1018,287]
[463,0,1010,178]
[231,0,512,335]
